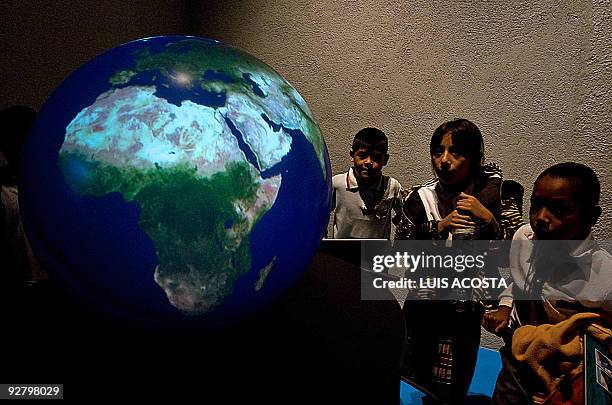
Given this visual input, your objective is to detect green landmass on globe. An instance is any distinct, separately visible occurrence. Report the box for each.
[108,39,327,173]
[55,38,327,315]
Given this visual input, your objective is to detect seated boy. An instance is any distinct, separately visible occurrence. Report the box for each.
[483,162,612,403]
[329,127,403,239]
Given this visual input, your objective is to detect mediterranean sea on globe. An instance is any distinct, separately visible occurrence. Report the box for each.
[19,36,331,327]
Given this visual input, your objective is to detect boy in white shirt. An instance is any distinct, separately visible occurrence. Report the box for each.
[483,162,611,404]
[329,128,403,239]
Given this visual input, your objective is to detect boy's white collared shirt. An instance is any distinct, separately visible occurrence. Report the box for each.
[499,224,612,325]
[330,168,402,239]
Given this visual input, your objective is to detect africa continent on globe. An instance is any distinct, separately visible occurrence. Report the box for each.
[21,37,331,324]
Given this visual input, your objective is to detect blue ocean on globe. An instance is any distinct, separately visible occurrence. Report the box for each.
[20,36,331,327]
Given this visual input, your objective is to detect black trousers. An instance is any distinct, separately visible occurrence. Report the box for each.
[491,345,540,405]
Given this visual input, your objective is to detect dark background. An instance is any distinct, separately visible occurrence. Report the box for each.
[3,242,406,402]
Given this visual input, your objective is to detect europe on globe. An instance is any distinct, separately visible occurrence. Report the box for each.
[20,36,331,326]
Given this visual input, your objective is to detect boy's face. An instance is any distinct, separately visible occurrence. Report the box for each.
[529,175,595,240]
[350,147,388,183]
[432,133,471,187]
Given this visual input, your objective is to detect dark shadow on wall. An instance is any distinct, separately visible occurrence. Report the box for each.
[1,0,192,110]
[186,0,254,42]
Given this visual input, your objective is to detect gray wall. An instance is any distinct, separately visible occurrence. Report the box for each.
[2,0,611,237]
[194,0,612,238]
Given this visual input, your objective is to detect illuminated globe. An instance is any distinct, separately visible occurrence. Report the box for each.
[20,36,331,326]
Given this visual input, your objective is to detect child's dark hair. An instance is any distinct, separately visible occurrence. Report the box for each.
[537,162,600,212]
[430,118,484,176]
[352,127,388,154]
[502,180,525,213]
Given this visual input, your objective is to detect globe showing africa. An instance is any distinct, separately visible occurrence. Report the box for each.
[20,36,331,326]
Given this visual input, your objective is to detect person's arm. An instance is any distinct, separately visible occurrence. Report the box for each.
[460,166,504,240]
[483,226,534,333]
[483,215,502,240]
[394,189,433,240]
[482,306,511,335]
[437,208,477,237]
[482,282,514,334]
[456,192,501,239]
[391,181,403,226]
[325,187,336,238]
[484,185,503,240]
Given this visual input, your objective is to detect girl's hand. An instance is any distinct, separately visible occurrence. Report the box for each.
[438,210,476,234]
[457,192,494,223]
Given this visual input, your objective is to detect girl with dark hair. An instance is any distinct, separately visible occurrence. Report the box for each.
[398,118,502,241]
[396,118,503,403]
